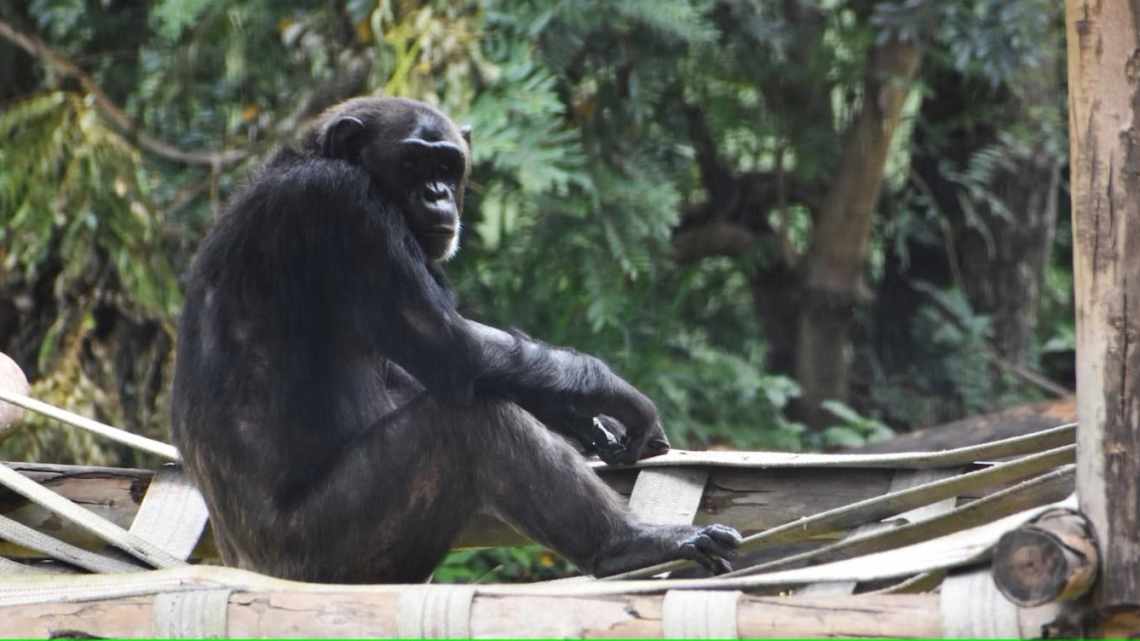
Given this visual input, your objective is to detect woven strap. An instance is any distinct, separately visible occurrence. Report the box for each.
[628,468,708,525]
[397,586,476,638]
[662,589,740,638]
[153,589,231,638]
[940,567,1020,637]
[130,465,209,561]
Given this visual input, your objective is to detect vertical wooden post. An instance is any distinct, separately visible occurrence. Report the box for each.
[1066,0,1140,611]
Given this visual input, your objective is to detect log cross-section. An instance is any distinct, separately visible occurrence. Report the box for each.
[991,507,1098,607]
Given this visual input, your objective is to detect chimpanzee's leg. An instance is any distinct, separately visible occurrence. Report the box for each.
[465,401,740,577]
[237,395,734,583]
[255,395,483,583]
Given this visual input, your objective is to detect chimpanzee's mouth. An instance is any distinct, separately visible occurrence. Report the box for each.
[423,225,457,237]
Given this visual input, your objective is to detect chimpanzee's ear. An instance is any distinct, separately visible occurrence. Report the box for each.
[322,116,367,160]
[459,124,472,149]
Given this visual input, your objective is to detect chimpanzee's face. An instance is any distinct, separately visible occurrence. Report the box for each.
[318,97,470,261]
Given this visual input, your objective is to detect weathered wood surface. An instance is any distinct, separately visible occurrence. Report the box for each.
[0,591,941,639]
[1066,0,1140,613]
[730,465,1074,578]
[0,450,1074,562]
[795,467,962,595]
[992,507,1097,607]
[0,499,1076,638]
[852,398,1076,453]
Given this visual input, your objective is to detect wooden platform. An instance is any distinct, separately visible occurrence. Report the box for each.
[0,417,1079,637]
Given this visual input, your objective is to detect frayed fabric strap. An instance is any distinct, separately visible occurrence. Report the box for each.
[662,589,741,638]
[397,586,476,638]
[152,588,231,638]
[940,568,1020,637]
[628,468,709,525]
[130,465,209,561]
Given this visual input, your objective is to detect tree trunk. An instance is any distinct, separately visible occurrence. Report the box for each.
[795,37,922,429]
[1066,0,1140,612]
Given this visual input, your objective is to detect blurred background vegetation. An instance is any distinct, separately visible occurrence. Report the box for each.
[0,2,1068,477]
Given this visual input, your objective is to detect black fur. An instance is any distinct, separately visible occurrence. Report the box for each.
[171,97,740,582]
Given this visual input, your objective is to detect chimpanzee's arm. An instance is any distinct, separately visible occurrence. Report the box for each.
[462,320,660,450]
[347,197,664,461]
[330,182,665,460]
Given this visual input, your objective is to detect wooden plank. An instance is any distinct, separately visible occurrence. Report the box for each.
[0,463,182,569]
[606,445,1074,580]
[796,467,962,595]
[726,465,1074,578]
[0,591,942,639]
[0,497,1073,606]
[590,423,1073,470]
[483,496,1077,596]
[1065,0,1140,612]
[0,448,1073,562]
[0,464,897,557]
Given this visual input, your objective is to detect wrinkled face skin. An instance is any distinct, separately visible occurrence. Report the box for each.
[316,97,471,261]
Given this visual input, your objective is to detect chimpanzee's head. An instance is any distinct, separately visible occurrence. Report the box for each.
[314,97,471,261]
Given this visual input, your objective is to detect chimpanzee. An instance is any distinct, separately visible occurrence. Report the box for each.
[170,96,740,583]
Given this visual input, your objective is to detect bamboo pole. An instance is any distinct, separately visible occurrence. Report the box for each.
[0,591,940,638]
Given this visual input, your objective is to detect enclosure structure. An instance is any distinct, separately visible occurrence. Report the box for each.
[0,0,1136,637]
[0,401,1100,637]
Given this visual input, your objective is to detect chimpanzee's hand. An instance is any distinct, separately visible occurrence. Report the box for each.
[590,414,670,465]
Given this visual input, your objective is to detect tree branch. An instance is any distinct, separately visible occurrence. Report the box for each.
[684,104,737,208]
[672,221,757,263]
[0,18,247,167]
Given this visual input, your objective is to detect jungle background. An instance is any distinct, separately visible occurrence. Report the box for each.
[0,0,1069,581]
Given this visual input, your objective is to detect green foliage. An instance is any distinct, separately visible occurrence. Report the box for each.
[869,283,1040,428]
[817,400,894,449]
[149,0,213,42]
[434,545,576,583]
[0,92,181,320]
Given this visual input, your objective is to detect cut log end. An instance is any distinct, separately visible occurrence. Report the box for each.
[0,353,30,432]
[992,508,1098,607]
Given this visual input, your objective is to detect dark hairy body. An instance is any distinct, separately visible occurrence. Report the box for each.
[171,97,739,583]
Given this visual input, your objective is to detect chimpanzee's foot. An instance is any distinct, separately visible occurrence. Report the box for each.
[676,524,742,574]
[592,523,742,577]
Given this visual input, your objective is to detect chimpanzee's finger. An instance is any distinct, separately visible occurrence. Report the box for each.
[640,421,670,459]
[591,415,629,465]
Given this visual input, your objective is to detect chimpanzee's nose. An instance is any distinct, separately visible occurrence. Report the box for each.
[423,182,449,202]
